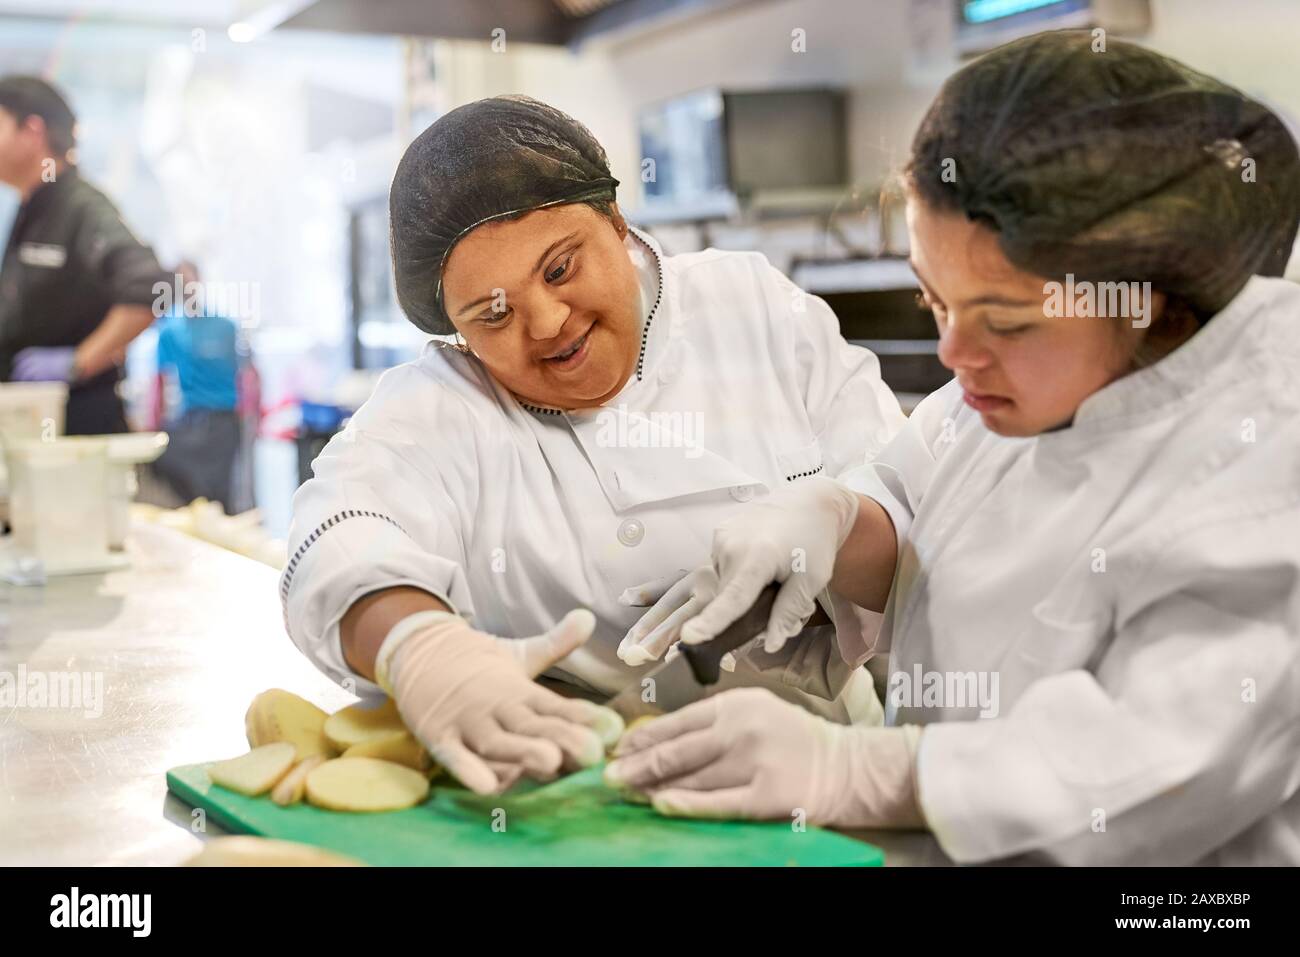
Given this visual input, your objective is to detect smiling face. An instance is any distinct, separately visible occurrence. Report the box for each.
[906,197,1167,436]
[440,203,642,410]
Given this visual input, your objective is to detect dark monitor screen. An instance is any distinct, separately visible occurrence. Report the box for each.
[723,89,847,194]
[637,87,848,214]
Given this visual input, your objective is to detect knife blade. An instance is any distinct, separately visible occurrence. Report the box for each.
[603,582,780,722]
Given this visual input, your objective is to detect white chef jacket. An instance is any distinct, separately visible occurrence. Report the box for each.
[281,227,904,723]
[846,275,1300,865]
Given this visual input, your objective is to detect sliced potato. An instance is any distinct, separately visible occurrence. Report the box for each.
[271,755,327,806]
[610,715,658,803]
[343,731,437,775]
[245,689,332,760]
[305,757,430,812]
[185,836,363,867]
[612,714,659,751]
[208,742,297,796]
[323,698,406,751]
[607,715,658,756]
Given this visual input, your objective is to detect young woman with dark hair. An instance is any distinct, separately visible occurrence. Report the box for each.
[614,31,1300,866]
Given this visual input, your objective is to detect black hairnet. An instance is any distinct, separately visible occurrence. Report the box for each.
[390,95,620,335]
[907,31,1300,318]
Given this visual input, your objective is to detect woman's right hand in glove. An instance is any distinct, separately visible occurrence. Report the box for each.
[380,609,624,794]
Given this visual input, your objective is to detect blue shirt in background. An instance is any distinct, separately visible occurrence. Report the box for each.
[156,309,239,413]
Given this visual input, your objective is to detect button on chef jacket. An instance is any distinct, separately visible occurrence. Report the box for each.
[282,227,905,723]
[0,166,169,433]
[845,276,1300,865]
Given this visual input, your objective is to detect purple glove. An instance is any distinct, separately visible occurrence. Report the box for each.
[11,347,77,382]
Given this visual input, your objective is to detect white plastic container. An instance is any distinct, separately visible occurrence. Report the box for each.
[0,381,68,441]
[104,432,169,549]
[3,437,113,574]
[0,382,69,514]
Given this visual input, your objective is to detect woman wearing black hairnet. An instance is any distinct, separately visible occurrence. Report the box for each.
[281,96,905,793]
[612,31,1300,865]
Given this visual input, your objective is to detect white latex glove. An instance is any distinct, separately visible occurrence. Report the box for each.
[380,609,624,795]
[617,567,735,672]
[603,687,924,828]
[681,476,860,653]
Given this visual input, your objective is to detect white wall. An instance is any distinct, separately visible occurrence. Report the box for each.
[853,0,1300,185]
[1141,0,1300,124]
[429,0,917,209]
[598,0,915,203]
[435,0,1300,202]
[599,0,909,101]
[432,38,640,209]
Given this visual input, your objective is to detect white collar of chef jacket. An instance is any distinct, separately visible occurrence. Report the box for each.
[623,223,670,388]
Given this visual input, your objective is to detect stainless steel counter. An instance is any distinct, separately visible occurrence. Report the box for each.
[0,523,357,866]
[0,522,948,866]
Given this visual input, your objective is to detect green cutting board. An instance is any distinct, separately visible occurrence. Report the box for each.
[168,761,883,867]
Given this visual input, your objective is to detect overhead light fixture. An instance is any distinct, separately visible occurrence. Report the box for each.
[227,0,320,44]
[551,0,623,15]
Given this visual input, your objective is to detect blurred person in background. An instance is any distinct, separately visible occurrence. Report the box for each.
[150,260,242,513]
[0,74,166,434]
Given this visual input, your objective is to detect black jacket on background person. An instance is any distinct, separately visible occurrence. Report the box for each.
[0,165,168,434]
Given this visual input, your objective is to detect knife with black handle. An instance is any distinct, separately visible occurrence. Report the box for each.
[604,582,781,721]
